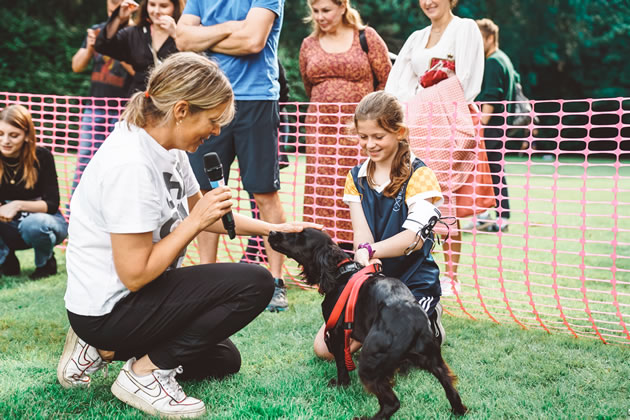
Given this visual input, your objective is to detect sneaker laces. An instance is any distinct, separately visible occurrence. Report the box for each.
[273,285,286,298]
[156,366,186,402]
[76,342,110,379]
[97,360,109,379]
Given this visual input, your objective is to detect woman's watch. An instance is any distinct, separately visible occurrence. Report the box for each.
[358,243,375,259]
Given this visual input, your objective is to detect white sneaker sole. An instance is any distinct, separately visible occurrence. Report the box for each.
[435,302,446,345]
[111,380,206,419]
[440,281,461,297]
[57,327,86,389]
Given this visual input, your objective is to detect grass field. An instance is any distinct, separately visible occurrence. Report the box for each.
[0,153,627,418]
[1,260,629,419]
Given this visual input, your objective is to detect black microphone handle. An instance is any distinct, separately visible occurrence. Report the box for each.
[221,209,236,239]
[203,153,236,239]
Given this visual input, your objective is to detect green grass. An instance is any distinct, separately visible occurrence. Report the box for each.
[2,154,626,418]
[1,258,629,419]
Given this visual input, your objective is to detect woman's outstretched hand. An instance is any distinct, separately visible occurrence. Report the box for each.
[268,221,324,234]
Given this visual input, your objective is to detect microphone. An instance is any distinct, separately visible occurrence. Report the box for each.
[203,152,236,239]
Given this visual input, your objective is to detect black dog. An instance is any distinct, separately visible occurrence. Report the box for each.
[268,228,467,420]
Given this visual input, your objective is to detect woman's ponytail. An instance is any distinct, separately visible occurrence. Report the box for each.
[121,91,147,128]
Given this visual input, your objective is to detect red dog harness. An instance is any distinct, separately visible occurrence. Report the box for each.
[325,261,382,371]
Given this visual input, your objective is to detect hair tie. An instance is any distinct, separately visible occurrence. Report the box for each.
[145,91,150,99]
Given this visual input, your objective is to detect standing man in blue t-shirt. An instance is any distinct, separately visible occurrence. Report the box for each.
[176,0,288,311]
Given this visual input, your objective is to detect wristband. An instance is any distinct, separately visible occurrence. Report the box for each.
[358,243,375,259]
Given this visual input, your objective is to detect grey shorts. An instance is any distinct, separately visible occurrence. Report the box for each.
[188,100,280,193]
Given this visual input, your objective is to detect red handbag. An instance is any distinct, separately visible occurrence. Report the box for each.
[420,56,456,88]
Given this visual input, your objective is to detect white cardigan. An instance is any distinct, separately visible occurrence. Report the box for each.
[385,16,484,102]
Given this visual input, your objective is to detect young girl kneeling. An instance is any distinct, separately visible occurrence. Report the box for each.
[314,91,446,358]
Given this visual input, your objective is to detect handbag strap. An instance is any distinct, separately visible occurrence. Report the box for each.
[143,26,162,68]
[359,29,369,54]
[359,29,379,90]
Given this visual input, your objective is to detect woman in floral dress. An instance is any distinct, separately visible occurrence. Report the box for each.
[299,0,391,248]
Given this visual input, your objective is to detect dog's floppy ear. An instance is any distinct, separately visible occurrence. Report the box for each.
[314,242,348,295]
[301,255,323,289]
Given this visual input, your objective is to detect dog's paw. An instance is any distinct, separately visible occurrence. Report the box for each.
[452,404,468,416]
[327,378,350,388]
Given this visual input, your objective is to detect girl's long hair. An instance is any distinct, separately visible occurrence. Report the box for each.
[136,0,185,27]
[354,91,412,198]
[0,105,39,189]
[304,0,366,37]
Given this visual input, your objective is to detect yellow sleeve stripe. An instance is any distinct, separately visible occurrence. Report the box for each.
[405,166,442,201]
[344,171,359,198]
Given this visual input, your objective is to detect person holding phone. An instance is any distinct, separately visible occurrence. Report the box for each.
[95,0,183,96]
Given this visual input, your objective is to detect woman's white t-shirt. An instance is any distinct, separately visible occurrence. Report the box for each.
[385,16,484,102]
[64,122,200,316]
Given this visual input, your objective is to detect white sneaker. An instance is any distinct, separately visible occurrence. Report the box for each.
[111,358,206,418]
[461,217,476,231]
[475,210,495,231]
[440,278,461,297]
[57,327,108,388]
[431,302,446,345]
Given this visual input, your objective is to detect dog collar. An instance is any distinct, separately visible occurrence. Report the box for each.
[336,259,361,279]
[325,263,382,371]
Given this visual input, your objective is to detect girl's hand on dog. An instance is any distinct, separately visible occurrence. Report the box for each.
[354,247,381,267]
[354,247,371,266]
[190,186,233,232]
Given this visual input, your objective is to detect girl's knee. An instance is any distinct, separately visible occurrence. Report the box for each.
[313,338,334,360]
[313,326,334,360]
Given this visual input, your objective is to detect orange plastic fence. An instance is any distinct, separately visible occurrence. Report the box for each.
[1,92,628,345]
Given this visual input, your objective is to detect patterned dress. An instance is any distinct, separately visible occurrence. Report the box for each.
[299,27,391,247]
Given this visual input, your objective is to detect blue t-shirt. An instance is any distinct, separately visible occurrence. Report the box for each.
[183,0,284,100]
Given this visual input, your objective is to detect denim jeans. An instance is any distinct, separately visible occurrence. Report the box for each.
[0,212,68,267]
[71,106,119,193]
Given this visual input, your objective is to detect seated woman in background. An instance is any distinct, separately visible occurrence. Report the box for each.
[0,105,68,279]
[95,0,182,96]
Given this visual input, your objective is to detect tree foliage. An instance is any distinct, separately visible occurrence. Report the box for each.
[1,0,629,101]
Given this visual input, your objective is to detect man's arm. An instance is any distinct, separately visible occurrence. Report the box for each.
[477,58,503,125]
[211,8,276,56]
[72,47,93,73]
[175,14,242,52]
[481,103,495,126]
[71,29,97,73]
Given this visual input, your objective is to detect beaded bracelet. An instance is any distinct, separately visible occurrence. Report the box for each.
[357,243,375,259]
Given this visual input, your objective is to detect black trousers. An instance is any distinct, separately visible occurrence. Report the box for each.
[68,263,274,381]
[484,133,511,220]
